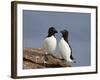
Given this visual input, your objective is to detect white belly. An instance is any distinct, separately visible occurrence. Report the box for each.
[43,36,57,54]
[59,38,71,60]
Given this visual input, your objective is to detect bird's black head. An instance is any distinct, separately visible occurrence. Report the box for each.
[47,27,58,37]
[60,29,69,42]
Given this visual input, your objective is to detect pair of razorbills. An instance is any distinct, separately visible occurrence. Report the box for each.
[43,27,76,65]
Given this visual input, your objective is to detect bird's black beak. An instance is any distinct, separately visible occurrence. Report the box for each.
[54,30,58,33]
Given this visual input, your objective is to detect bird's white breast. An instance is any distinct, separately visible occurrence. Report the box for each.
[59,38,71,60]
[43,36,57,54]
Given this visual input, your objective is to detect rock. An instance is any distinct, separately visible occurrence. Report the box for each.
[23,48,71,69]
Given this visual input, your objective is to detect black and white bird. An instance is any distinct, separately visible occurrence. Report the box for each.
[43,27,58,62]
[59,29,75,64]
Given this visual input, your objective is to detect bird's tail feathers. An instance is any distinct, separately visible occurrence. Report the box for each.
[67,58,76,63]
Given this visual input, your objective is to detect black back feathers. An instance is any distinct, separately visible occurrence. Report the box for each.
[60,29,69,42]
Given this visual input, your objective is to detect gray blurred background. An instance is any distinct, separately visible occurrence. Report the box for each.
[23,10,91,67]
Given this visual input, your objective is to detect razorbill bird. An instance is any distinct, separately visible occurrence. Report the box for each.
[59,29,75,64]
[42,27,58,64]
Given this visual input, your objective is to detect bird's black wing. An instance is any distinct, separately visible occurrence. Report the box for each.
[70,53,74,60]
[68,41,74,60]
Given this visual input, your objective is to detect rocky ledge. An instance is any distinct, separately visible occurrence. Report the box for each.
[23,48,71,69]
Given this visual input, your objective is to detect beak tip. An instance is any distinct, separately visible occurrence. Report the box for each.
[55,30,58,33]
